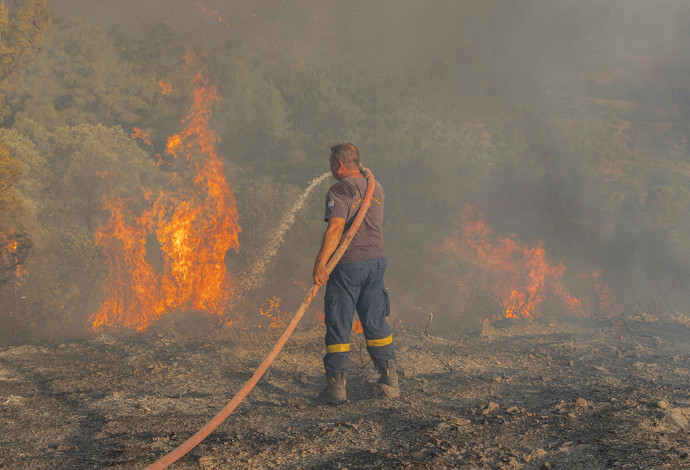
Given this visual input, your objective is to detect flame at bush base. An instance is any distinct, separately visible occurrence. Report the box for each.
[90,74,240,331]
[259,296,285,329]
[438,205,583,320]
[0,230,32,283]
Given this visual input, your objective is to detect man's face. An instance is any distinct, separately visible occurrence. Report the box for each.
[330,155,343,180]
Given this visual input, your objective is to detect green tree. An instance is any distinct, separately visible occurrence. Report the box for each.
[0,126,48,216]
[0,143,32,285]
[46,124,157,231]
[0,0,49,291]
[8,18,194,136]
[0,0,50,119]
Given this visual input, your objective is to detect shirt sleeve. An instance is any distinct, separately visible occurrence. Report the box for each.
[324,183,349,222]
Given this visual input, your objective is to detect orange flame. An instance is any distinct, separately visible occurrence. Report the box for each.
[165,73,219,160]
[183,52,195,69]
[1,232,24,281]
[91,199,163,330]
[90,73,241,331]
[193,0,224,23]
[259,296,285,329]
[588,269,622,317]
[438,205,583,320]
[158,79,172,95]
[352,320,363,334]
[131,127,153,147]
[165,134,183,158]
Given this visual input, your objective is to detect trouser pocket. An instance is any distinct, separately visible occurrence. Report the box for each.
[324,291,338,328]
[383,288,390,317]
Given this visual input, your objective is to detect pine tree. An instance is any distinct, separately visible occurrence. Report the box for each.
[0,0,49,283]
[0,0,50,118]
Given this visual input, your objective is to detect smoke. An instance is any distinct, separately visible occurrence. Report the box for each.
[2,0,689,340]
[47,1,690,105]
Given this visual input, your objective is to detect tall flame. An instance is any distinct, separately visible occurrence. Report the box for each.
[438,205,582,320]
[90,73,241,331]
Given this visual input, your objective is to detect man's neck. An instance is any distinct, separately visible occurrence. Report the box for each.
[338,168,363,179]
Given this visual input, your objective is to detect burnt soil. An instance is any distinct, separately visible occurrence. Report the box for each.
[1,314,689,469]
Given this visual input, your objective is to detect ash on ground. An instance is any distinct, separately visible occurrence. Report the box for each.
[1,315,689,469]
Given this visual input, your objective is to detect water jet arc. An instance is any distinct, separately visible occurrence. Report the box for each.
[233,171,331,299]
[144,168,376,470]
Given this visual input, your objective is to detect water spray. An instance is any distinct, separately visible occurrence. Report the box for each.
[144,168,376,470]
[234,171,331,299]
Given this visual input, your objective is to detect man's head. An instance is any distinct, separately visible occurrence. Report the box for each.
[329,143,362,180]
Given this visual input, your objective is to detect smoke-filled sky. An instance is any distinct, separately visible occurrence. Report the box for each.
[49,0,690,94]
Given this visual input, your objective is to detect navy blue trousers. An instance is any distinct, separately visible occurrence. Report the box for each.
[323,257,395,374]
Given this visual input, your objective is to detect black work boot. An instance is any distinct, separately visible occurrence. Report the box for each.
[319,372,347,404]
[374,359,400,398]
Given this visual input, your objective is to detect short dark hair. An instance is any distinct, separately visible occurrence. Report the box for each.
[330,143,360,166]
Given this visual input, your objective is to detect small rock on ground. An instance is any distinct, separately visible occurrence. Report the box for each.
[574,397,588,408]
[482,402,500,415]
[669,412,688,431]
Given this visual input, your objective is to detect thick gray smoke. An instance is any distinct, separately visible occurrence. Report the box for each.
[50,1,690,91]
[2,0,687,339]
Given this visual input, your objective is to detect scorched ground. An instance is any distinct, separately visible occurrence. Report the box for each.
[1,314,689,469]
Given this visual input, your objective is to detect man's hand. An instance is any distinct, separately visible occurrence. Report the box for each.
[313,261,329,286]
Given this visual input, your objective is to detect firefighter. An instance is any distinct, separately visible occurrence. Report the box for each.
[313,143,398,404]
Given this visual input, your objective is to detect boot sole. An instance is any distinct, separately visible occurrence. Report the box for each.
[318,390,347,405]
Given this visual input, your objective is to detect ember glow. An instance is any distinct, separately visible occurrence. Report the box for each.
[259,296,285,329]
[438,205,583,320]
[131,127,152,147]
[0,231,30,282]
[158,79,172,95]
[587,269,622,318]
[90,73,241,331]
[194,2,223,24]
[1,233,20,279]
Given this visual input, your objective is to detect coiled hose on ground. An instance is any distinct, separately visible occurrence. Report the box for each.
[144,168,376,469]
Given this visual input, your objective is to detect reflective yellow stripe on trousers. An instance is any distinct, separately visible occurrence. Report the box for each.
[366,335,393,347]
[326,343,351,353]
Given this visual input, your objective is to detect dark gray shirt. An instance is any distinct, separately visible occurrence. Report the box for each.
[324,177,385,264]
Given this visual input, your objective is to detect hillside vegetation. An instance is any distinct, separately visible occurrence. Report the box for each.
[1,3,689,341]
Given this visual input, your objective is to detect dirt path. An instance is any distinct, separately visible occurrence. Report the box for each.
[1,316,689,469]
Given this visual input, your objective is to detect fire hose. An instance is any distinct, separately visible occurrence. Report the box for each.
[144,168,376,469]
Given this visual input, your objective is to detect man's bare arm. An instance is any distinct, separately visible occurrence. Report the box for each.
[313,217,346,286]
